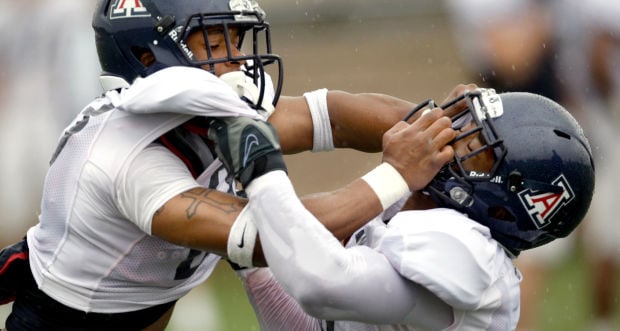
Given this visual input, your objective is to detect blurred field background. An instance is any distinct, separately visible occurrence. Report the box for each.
[1,1,618,330]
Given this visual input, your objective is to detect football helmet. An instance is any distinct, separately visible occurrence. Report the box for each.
[417,89,595,255]
[92,0,283,107]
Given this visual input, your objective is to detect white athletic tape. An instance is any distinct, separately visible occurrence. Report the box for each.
[303,88,334,152]
[227,204,258,267]
[362,163,411,210]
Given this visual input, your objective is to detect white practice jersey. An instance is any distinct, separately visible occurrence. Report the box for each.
[27,66,266,313]
[241,172,522,331]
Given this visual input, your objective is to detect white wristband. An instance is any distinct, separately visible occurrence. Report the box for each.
[361,163,411,210]
[303,88,334,152]
[227,204,258,267]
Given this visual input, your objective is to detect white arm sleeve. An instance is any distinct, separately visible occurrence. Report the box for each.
[238,268,323,331]
[245,171,452,326]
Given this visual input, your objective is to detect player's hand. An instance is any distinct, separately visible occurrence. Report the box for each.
[402,83,479,123]
[381,107,455,191]
[208,117,287,187]
[439,83,479,118]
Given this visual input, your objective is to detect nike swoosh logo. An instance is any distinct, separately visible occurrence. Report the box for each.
[243,133,260,167]
[237,223,248,248]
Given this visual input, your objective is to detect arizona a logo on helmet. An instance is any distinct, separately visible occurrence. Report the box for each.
[518,174,575,229]
[109,0,150,19]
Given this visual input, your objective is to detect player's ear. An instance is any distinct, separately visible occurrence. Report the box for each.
[133,47,155,67]
[140,52,155,67]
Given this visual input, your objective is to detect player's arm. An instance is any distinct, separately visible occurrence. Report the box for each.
[147,173,385,266]
[243,173,454,328]
[270,84,478,154]
[270,91,414,153]
[150,187,246,258]
[225,109,457,325]
[150,103,455,267]
[147,170,385,267]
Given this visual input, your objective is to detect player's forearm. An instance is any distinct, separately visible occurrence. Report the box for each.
[300,178,383,240]
[151,187,244,257]
[272,91,414,154]
[326,84,481,152]
[327,90,414,152]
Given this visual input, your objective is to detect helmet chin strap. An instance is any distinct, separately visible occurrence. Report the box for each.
[219,71,275,119]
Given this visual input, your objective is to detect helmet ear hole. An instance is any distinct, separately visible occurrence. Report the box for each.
[131,47,154,67]
[488,206,516,222]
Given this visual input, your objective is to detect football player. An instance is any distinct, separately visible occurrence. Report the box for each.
[0,0,474,330]
[226,89,596,331]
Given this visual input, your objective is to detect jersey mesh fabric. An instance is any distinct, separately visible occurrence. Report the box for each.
[28,101,224,312]
[36,114,104,261]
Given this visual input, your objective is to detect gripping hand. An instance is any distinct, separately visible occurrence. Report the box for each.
[208,117,287,187]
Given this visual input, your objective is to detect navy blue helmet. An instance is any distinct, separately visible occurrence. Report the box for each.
[418,89,595,255]
[92,0,282,106]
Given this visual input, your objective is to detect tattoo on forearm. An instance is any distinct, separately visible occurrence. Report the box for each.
[181,188,241,219]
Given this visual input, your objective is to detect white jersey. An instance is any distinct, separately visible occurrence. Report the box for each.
[27,66,264,313]
[241,172,522,331]
[348,210,521,330]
